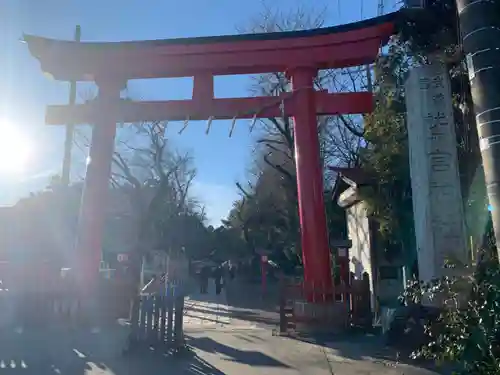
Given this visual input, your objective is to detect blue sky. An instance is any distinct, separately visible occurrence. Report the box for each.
[0,0,396,225]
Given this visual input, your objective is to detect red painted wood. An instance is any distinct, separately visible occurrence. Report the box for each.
[24,20,394,80]
[112,40,380,79]
[193,74,214,103]
[45,92,373,125]
[73,83,119,291]
[291,68,333,299]
[27,21,391,57]
[33,39,383,81]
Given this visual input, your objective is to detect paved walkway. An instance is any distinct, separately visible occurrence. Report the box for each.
[181,280,447,375]
[0,325,448,375]
[224,278,280,328]
[184,281,259,331]
[0,280,449,374]
[185,329,445,375]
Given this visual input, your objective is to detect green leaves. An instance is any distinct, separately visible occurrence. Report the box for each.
[358,44,414,262]
[404,256,500,374]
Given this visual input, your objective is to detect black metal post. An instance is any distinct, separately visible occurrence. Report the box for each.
[456,0,500,255]
[174,295,184,348]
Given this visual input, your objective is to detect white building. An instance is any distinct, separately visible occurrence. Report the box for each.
[332,167,406,316]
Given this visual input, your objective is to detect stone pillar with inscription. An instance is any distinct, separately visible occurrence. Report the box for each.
[405,62,468,283]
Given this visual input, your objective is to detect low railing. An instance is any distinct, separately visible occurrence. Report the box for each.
[0,283,132,327]
[0,269,187,353]
[278,276,371,334]
[128,293,185,351]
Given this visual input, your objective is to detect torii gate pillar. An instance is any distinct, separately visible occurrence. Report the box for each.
[74,80,120,290]
[291,68,332,293]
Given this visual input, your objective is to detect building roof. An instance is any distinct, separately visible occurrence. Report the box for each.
[329,166,372,187]
[329,166,374,207]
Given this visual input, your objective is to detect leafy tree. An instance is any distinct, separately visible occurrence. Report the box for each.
[9,176,82,266]
[359,42,416,270]
[206,225,247,263]
[115,123,208,267]
[73,117,210,287]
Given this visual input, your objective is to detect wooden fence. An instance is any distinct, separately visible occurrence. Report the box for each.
[127,293,185,352]
[0,262,132,327]
[350,277,372,328]
[0,283,132,327]
[278,276,371,334]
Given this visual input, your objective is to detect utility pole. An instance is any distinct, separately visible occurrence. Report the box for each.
[377,0,384,17]
[455,0,500,255]
[61,25,81,186]
[362,0,381,92]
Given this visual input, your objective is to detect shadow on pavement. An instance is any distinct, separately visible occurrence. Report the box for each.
[185,305,278,326]
[184,312,224,325]
[291,332,455,375]
[0,324,228,375]
[181,355,227,375]
[186,280,227,305]
[186,292,225,306]
[224,280,279,314]
[185,279,279,328]
[186,335,290,368]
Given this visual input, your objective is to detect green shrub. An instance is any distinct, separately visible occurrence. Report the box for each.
[402,256,500,374]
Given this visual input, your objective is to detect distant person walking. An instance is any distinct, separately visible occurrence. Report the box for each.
[199,265,210,294]
[213,266,223,295]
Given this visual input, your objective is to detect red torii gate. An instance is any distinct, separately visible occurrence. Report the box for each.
[24,13,396,296]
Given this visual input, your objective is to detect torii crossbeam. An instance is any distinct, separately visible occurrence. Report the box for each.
[24,12,397,298]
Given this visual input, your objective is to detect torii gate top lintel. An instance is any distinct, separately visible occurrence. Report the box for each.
[23,12,398,82]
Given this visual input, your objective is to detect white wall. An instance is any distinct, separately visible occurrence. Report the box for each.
[346,201,375,308]
[346,200,404,309]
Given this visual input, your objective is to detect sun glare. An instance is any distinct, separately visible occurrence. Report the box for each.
[0,121,32,174]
